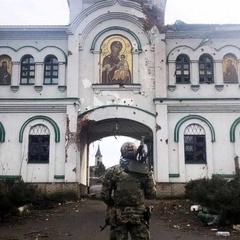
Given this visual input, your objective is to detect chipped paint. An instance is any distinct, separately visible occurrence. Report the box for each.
[82,78,92,88]
[65,115,78,161]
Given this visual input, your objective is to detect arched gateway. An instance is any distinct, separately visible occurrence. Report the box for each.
[77,105,155,194]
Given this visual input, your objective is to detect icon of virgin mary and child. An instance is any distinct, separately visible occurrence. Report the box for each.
[102,41,131,84]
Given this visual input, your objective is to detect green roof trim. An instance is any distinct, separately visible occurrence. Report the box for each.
[0,122,6,142]
[174,115,215,142]
[19,115,60,143]
[230,117,240,142]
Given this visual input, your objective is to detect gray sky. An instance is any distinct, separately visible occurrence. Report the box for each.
[1,0,240,25]
[1,0,240,167]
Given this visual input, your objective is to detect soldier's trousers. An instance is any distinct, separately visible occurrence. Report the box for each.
[109,222,150,240]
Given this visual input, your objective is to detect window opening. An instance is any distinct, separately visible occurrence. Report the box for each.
[44,55,58,84]
[28,124,50,163]
[175,54,190,84]
[199,54,214,83]
[21,55,35,84]
[184,124,206,164]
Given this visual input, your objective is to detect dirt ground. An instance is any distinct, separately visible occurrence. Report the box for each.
[0,198,239,240]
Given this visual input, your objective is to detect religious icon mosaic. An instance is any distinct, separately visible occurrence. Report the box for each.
[0,55,12,85]
[223,54,238,83]
[100,35,132,84]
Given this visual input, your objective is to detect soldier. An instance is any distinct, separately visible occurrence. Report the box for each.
[100,141,156,240]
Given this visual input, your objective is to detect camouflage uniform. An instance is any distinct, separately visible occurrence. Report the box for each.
[101,154,156,240]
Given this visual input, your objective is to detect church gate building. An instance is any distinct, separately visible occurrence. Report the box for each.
[0,0,239,197]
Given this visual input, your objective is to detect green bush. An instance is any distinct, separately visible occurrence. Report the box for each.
[185,175,240,224]
[0,179,79,220]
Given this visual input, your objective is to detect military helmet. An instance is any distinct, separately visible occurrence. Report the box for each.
[120,142,137,159]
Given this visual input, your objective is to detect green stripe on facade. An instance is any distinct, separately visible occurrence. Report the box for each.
[0,175,21,179]
[80,104,156,117]
[54,175,65,179]
[174,115,215,142]
[169,173,180,178]
[212,174,235,178]
[0,122,5,142]
[19,115,60,143]
[230,117,240,142]
[90,27,142,51]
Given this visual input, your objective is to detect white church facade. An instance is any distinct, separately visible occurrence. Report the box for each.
[0,0,239,197]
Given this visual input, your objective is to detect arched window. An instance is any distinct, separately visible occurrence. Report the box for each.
[28,124,50,163]
[44,55,58,84]
[184,124,206,164]
[21,55,35,84]
[223,53,238,83]
[199,54,214,83]
[175,54,190,84]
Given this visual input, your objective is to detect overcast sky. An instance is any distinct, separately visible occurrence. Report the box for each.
[1,0,240,26]
[1,0,240,167]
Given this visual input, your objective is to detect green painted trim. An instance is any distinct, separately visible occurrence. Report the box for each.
[166,45,195,62]
[0,122,5,142]
[230,117,240,142]
[174,115,215,142]
[0,175,21,179]
[80,104,156,117]
[216,45,240,52]
[90,27,142,51]
[212,174,235,178]
[0,97,79,101]
[54,175,65,179]
[154,97,240,101]
[19,115,60,143]
[169,173,180,178]
[0,46,68,63]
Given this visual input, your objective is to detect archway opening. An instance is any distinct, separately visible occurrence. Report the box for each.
[78,117,153,192]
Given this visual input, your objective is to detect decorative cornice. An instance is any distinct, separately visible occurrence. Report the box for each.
[92,83,141,93]
[10,86,19,92]
[69,0,142,33]
[79,13,145,50]
[191,85,200,92]
[0,27,68,40]
[0,104,67,113]
[34,86,43,92]
[168,104,240,113]
[58,85,67,92]
[167,85,176,92]
[215,85,224,91]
